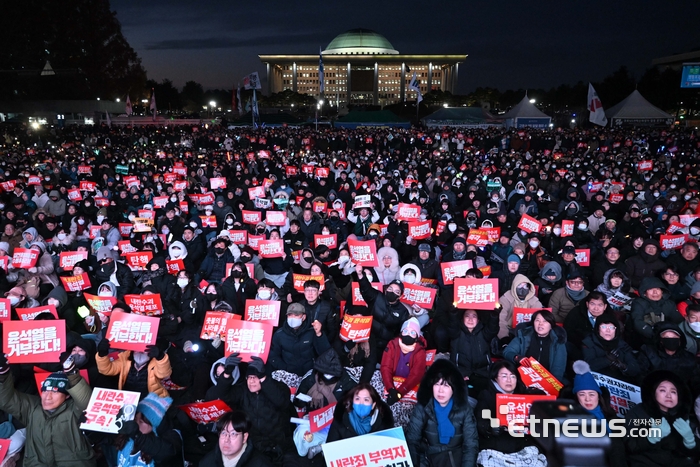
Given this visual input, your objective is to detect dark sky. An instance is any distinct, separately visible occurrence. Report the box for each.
[112,0,698,94]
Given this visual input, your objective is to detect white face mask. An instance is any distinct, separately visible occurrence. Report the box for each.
[691,228,700,236]
[98,290,111,297]
[529,240,539,249]
[517,253,524,259]
[8,296,20,306]
[670,196,677,202]
[170,197,177,203]
[57,233,66,241]
[258,289,272,300]
[128,214,135,221]
[689,322,700,333]
[338,255,350,264]
[404,274,416,284]
[96,215,104,224]
[133,352,150,366]
[177,278,189,288]
[162,227,170,235]
[553,227,562,236]
[578,224,588,231]
[287,316,303,328]
[78,219,85,225]
[189,221,197,228]
[226,219,234,225]
[448,224,457,232]
[171,248,182,258]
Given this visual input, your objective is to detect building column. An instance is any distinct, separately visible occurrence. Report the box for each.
[453,63,459,94]
[266,63,271,95]
[292,63,297,93]
[373,62,379,105]
[427,63,433,93]
[400,63,406,102]
[346,62,351,104]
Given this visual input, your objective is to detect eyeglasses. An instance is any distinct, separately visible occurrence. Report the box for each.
[497,373,517,379]
[664,272,679,277]
[220,430,241,440]
[401,329,418,338]
[599,324,617,331]
[568,280,584,285]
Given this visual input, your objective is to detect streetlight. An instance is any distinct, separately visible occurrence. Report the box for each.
[443,103,448,108]
[116,98,120,102]
[209,101,216,116]
[529,98,536,104]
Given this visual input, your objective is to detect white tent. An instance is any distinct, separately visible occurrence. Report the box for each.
[605,90,673,126]
[501,95,551,129]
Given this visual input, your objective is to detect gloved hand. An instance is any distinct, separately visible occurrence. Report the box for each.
[118,420,140,438]
[344,340,356,352]
[386,388,401,405]
[648,417,670,444]
[247,356,266,377]
[146,344,162,360]
[97,337,110,357]
[609,358,627,372]
[225,352,242,368]
[673,418,697,448]
[0,353,9,374]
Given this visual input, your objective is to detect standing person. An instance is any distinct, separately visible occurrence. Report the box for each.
[200,411,273,467]
[404,359,479,467]
[624,371,699,467]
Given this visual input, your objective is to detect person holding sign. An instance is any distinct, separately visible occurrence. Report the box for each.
[504,310,568,382]
[326,383,394,443]
[8,242,58,298]
[380,318,427,406]
[94,246,136,298]
[405,359,479,467]
[200,410,273,467]
[0,352,96,466]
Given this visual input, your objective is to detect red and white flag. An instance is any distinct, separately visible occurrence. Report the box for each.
[587,83,607,127]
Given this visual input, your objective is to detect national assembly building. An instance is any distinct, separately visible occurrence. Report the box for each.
[259,29,466,106]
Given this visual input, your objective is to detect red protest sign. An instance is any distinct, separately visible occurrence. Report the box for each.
[228,230,248,245]
[513,307,552,329]
[244,300,281,326]
[517,214,542,234]
[84,293,117,314]
[198,192,215,205]
[118,241,138,254]
[0,256,8,273]
[223,320,273,362]
[80,388,140,434]
[339,315,373,342]
[350,282,382,305]
[315,167,330,178]
[518,357,563,395]
[153,196,168,209]
[479,265,492,277]
[309,403,336,432]
[248,186,266,200]
[165,259,184,274]
[199,215,217,228]
[400,283,437,308]
[660,234,686,250]
[4,319,65,363]
[408,220,432,240]
[285,166,298,177]
[495,393,556,427]
[666,222,686,235]
[11,248,39,269]
[608,193,623,204]
[201,311,240,340]
[89,224,103,239]
[561,220,574,237]
[59,250,88,271]
[242,210,262,225]
[60,273,92,292]
[67,188,83,202]
[292,274,325,293]
[314,234,338,249]
[118,223,133,237]
[395,203,421,221]
[105,311,159,352]
[124,294,163,316]
[16,305,58,321]
[179,400,232,424]
[574,249,591,267]
[265,210,287,226]
[440,260,473,285]
[248,234,264,251]
[348,239,378,267]
[125,251,153,271]
[27,175,41,186]
[484,226,501,243]
[301,164,314,174]
[257,239,284,258]
[454,278,499,310]
[94,197,110,207]
[0,299,10,321]
[638,160,653,171]
[392,376,418,403]
[467,229,489,247]
[210,177,227,190]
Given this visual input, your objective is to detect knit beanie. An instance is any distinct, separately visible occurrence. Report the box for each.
[41,372,70,395]
[137,393,173,429]
[507,254,521,264]
[572,361,601,395]
[401,317,422,337]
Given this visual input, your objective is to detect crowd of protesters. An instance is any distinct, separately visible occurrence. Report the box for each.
[0,121,698,467]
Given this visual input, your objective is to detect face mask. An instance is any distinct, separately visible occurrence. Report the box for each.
[177,278,189,288]
[226,218,234,225]
[552,227,562,236]
[578,224,588,231]
[96,216,104,224]
[385,291,399,303]
[162,227,170,235]
[287,316,303,328]
[0,204,4,210]
[258,290,272,300]
[404,274,416,284]
[689,322,700,333]
[654,207,663,213]
[670,196,677,202]
[215,247,225,255]
[72,354,88,368]
[685,194,692,200]
[401,335,417,346]
[8,296,20,306]
[206,293,218,302]
[353,403,372,418]
[517,189,525,195]
[231,270,243,278]
[653,192,660,197]
[101,262,115,274]
[133,352,150,366]
[516,288,529,300]
[128,214,136,221]
[57,233,66,241]
[170,197,177,202]
[529,240,539,249]
[190,221,197,228]
[448,224,457,233]
[661,337,680,351]
[98,290,112,297]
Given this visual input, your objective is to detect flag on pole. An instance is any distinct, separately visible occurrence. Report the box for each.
[237,83,242,113]
[587,83,607,127]
[243,72,261,90]
[252,90,259,123]
[408,72,423,104]
[319,47,325,95]
[149,90,157,121]
[125,96,132,116]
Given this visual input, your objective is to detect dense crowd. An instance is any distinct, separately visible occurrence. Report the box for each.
[0,122,698,467]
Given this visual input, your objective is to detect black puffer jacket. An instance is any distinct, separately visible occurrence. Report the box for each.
[200,441,273,467]
[637,323,700,388]
[93,261,135,298]
[581,334,641,384]
[326,397,394,443]
[404,359,479,467]
[624,239,667,289]
[629,277,683,345]
[267,318,331,377]
[296,349,357,410]
[449,310,499,379]
[357,273,409,351]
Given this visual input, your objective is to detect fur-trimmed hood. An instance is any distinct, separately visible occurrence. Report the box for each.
[416,358,469,407]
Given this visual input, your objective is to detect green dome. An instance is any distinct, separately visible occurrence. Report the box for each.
[324,29,399,55]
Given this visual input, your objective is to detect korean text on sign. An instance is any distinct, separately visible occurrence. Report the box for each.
[454,278,499,310]
[339,315,373,342]
[180,400,232,424]
[3,320,66,364]
[200,311,240,340]
[105,311,159,352]
[348,239,378,267]
[224,320,273,362]
[322,427,412,467]
[244,300,281,326]
[80,388,140,434]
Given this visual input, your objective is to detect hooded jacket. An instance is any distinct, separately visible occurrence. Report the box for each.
[624,239,668,289]
[503,322,568,381]
[374,246,401,285]
[498,274,543,339]
[534,261,562,307]
[637,323,700,387]
[404,359,479,467]
[297,349,357,409]
[450,310,499,379]
[267,317,331,377]
[357,273,410,350]
[581,317,641,384]
[380,336,427,397]
[630,277,684,343]
[595,268,630,307]
[624,370,699,467]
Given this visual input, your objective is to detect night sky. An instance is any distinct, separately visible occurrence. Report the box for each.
[112,0,699,94]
